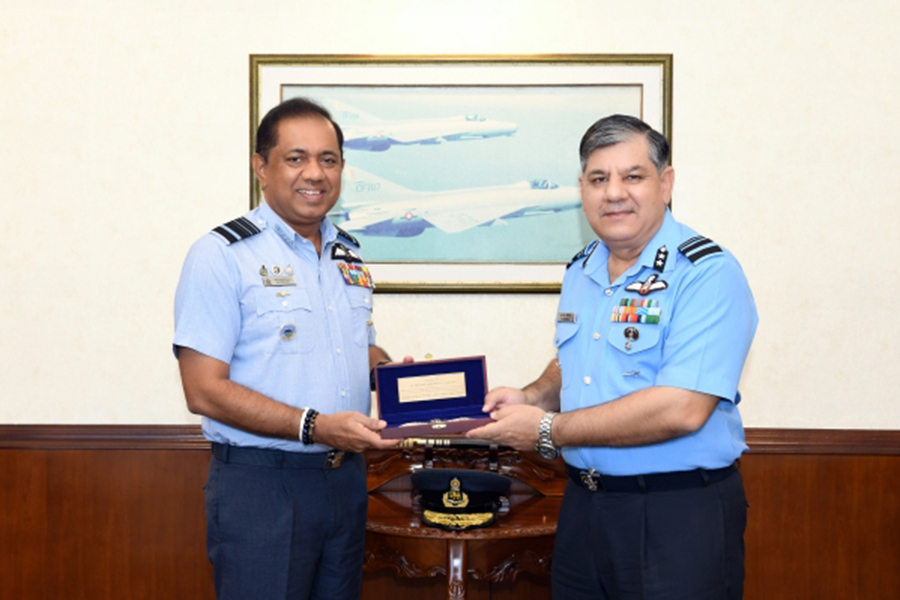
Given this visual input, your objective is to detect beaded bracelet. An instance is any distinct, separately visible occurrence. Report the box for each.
[298,408,310,441]
[301,409,319,445]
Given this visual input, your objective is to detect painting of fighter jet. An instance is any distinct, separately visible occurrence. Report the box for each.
[324,100,518,152]
[333,167,581,238]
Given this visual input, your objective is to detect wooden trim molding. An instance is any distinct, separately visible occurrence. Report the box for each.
[0,425,208,450]
[746,428,900,455]
[1,425,899,454]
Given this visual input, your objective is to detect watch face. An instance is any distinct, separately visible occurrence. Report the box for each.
[538,444,558,460]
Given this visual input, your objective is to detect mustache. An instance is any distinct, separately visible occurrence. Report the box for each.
[600,200,635,216]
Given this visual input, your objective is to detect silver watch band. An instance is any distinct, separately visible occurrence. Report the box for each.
[537,411,559,458]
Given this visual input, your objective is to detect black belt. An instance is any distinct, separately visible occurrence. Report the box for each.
[565,462,736,493]
[212,442,351,469]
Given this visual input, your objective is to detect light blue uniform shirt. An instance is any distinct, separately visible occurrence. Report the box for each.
[556,210,758,475]
[173,202,375,452]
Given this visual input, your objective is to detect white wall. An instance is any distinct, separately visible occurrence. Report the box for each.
[2,1,898,428]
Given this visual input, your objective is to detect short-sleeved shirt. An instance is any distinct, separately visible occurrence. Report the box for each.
[556,210,757,475]
[173,202,375,453]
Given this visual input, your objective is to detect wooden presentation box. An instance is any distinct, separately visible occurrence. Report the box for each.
[375,356,492,439]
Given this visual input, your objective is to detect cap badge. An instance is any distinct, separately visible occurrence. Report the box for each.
[442,478,470,508]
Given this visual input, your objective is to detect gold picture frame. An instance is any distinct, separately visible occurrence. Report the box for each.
[250,54,672,293]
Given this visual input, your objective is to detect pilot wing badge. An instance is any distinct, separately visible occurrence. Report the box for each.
[625,274,668,296]
[331,242,362,263]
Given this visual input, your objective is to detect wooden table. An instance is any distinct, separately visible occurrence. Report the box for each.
[362,447,566,600]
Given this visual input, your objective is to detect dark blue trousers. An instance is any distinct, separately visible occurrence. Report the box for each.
[204,449,368,600]
[552,468,747,600]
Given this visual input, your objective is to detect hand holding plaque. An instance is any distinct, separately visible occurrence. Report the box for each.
[374,356,493,439]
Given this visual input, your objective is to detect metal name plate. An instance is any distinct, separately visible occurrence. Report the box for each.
[262,275,297,287]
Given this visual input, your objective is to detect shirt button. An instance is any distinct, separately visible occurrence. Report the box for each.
[340,390,347,397]
[328,306,334,311]
[593,332,601,340]
[282,301,288,307]
[605,288,614,296]
[583,376,592,385]
[336,348,342,355]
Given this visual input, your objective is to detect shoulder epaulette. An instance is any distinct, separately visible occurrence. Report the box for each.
[211,217,262,245]
[567,240,598,268]
[678,236,722,264]
[335,226,360,247]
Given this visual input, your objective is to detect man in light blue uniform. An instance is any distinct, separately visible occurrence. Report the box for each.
[469,114,757,599]
[174,98,399,600]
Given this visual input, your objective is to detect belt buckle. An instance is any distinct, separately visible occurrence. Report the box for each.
[580,468,600,492]
[325,450,345,469]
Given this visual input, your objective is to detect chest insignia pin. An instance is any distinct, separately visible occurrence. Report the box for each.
[624,327,640,351]
[280,323,297,341]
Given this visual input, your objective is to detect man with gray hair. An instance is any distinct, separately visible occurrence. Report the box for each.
[469,114,757,599]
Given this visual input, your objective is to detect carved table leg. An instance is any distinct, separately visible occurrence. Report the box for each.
[447,539,467,600]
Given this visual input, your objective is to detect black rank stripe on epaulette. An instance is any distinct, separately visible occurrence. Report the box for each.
[678,236,723,264]
[211,217,262,245]
[335,226,360,247]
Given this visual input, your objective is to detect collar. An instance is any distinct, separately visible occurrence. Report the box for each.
[583,209,679,285]
[256,202,338,250]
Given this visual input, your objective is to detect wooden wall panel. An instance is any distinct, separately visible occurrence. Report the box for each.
[1,426,898,600]
[0,450,49,599]
[742,454,900,600]
[0,443,215,600]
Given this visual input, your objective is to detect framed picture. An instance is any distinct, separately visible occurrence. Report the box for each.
[250,55,672,293]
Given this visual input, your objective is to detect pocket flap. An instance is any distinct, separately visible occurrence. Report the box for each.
[554,321,580,348]
[344,286,373,310]
[606,323,660,354]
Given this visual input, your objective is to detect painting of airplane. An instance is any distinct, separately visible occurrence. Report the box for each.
[333,167,582,237]
[325,100,518,152]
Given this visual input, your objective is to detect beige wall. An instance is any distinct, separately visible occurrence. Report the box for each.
[2,1,898,428]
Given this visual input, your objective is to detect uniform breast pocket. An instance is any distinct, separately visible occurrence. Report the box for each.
[554,320,580,390]
[344,286,373,347]
[253,288,315,353]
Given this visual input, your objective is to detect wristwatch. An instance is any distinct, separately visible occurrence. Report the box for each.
[536,411,559,460]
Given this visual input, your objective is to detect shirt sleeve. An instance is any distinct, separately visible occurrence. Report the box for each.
[654,256,758,402]
[173,236,242,364]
